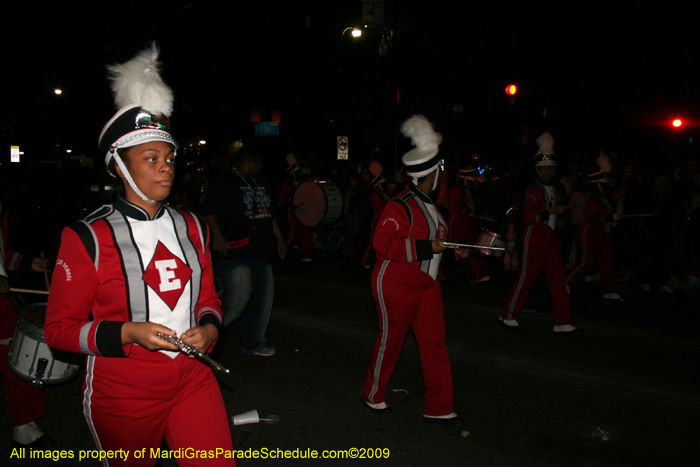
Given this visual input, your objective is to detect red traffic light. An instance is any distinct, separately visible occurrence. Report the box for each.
[505,84,517,96]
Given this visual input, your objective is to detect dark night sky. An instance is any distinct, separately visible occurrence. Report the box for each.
[4,1,700,169]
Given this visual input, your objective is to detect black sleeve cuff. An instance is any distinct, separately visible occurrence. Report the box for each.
[198,313,222,330]
[541,210,550,223]
[415,240,434,261]
[95,321,127,357]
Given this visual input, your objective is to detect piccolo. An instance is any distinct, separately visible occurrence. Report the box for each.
[440,242,505,251]
[156,332,230,374]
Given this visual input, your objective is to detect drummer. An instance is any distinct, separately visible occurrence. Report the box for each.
[361,160,390,269]
[0,199,53,448]
[448,166,490,283]
[44,44,236,466]
[281,152,313,262]
[202,143,286,356]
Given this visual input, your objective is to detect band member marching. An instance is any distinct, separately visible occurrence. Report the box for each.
[566,151,621,300]
[362,115,468,424]
[361,161,390,269]
[500,132,579,333]
[281,152,313,262]
[44,45,235,466]
[448,167,490,283]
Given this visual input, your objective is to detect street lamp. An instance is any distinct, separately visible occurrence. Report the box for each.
[341,27,362,41]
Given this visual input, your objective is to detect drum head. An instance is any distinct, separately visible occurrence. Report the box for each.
[18,303,47,341]
[25,305,46,328]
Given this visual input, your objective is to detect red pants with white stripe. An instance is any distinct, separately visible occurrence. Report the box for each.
[566,225,617,294]
[501,225,572,325]
[363,261,454,416]
[84,346,235,467]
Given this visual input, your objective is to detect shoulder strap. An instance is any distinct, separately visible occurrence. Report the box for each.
[68,221,99,268]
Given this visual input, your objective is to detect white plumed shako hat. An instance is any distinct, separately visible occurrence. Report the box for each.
[533,132,556,167]
[97,43,178,202]
[400,115,443,178]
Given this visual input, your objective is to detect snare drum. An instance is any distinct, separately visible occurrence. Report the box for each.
[476,230,507,258]
[293,180,343,227]
[6,303,80,387]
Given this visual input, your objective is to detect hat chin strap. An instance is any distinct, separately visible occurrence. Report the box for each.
[112,151,157,203]
[410,166,441,192]
[431,167,440,191]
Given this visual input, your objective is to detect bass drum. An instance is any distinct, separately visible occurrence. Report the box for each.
[293,180,343,227]
[6,303,80,387]
[476,229,507,258]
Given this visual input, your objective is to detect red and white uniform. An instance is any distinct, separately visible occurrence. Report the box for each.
[281,179,313,260]
[501,181,572,325]
[0,202,47,428]
[448,185,487,281]
[361,176,390,268]
[566,194,617,294]
[362,184,455,417]
[45,197,234,467]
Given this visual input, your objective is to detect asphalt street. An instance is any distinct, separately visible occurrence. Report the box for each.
[2,250,699,466]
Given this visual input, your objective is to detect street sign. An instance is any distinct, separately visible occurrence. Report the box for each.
[337,136,348,160]
[254,122,279,137]
[10,146,20,163]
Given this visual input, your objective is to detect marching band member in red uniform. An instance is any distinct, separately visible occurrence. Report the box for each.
[0,200,53,448]
[362,115,468,425]
[44,45,235,466]
[566,152,620,299]
[448,167,489,283]
[281,152,313,262]
[361,161,390,269]
[500,133,579,333]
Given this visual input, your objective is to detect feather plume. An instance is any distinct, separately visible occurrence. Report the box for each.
[400,115,442,149]
[107,43,173,116]
[535,132,555,156]
[597,150,612,173]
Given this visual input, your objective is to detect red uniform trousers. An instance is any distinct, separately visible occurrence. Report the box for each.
[85,346,235,467]
[286,208,313,260]
[448,214,487,281]
[566,225,617,294]
[501,224,572,325]
[0,296,47,427]
[363,261,454,416]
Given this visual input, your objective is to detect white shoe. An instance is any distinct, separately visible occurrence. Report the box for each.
[498,317,521,328]
[602,293,621,300]
[472,275,491,284]
[252,346,276,357]
[553,324,578,333]
[13,421,45,445]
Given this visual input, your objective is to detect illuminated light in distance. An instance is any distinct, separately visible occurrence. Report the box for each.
[505,84,517,95]
[672,119,682,128]
[54,89,62,95]
[352,28,362,37]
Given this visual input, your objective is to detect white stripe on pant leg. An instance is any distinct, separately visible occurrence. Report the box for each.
[83,356,109,467]
[369,260,390,404]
